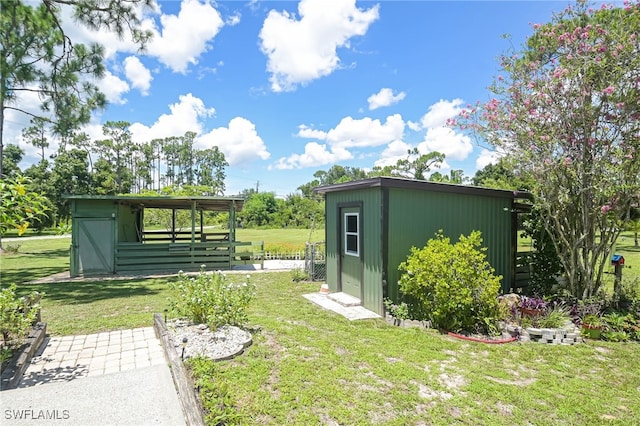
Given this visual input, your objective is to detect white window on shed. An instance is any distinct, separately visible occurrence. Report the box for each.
[344,212,359,256]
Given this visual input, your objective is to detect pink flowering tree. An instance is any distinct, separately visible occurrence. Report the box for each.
[454,1,640,299]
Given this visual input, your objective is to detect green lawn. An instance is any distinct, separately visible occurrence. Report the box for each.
[1,237,71,285]
[236,228,325,252]
[1,234,639,424]
[192,273,640,425]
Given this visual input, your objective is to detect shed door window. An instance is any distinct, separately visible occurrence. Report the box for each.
[344,212,359,257]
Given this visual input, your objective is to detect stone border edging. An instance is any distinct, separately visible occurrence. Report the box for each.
[447,332,518,344]
[153,314,205,426]
[1,322,47,390]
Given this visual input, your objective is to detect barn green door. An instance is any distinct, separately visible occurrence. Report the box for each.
[77,218,115,275]
[340,207,362,300]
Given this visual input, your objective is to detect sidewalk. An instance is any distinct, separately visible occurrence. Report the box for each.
[1,327,186,426]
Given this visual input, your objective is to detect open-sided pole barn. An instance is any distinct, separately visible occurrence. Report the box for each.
[65,195,261,277]
[315,177,532,316]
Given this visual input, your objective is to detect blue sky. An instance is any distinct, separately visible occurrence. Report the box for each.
[9,0,576,196]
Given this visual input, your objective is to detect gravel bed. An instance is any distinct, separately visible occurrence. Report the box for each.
[166,319,252,361]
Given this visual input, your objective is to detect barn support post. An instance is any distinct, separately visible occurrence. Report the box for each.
[191,201,196,244]
[200,210,204,239]
[229,202,237,268]
[171,209,176,243]
[229,202,236,242]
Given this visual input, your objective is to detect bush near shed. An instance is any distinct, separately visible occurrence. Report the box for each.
[398,230,503,334]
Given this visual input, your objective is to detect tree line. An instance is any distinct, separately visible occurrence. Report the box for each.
[3,120,227,227]
[1,134,479,231]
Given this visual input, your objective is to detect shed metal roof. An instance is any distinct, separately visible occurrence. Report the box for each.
[64,195,245,211]
[314,176,533,201]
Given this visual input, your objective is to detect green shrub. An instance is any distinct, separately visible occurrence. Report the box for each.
[1,284,42,345]
[168,267,255,330]
[398,230,503,334]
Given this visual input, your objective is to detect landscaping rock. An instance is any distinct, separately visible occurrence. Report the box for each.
[166,319,252,361]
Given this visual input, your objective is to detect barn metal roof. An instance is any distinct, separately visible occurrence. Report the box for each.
[64,195,245,211]
[314,176,533,201]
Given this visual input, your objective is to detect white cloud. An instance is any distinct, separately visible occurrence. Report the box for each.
[296,124,328,139]
[327,114,404,149]
[59,0,224,75]
[367,88,406,110]
[475,148,503,169]
[275,113,403,170]
[419,98,464,129]
[96,71,130,105]
[129,93,215,142]
[259,0,379,92]
[226,13,241,26]
[198,117,270,166]
[373,140,412,168]
[398,98,474,163]
[417,126,473,161]
[271,142,352,170]
[148,0,225,74]
[407,121,421,132]
[123,56,152,95]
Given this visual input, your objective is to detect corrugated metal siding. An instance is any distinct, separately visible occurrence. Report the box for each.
[386,188,512,301]
[324,188,384,315]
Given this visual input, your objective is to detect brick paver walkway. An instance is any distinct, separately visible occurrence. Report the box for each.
[18,327,166,388]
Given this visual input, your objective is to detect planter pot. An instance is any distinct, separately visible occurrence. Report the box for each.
[519,307,545,317]
[581,324,602,339]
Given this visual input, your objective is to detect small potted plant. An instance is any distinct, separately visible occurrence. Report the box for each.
[517,296,548,318]
[581,314,604,339]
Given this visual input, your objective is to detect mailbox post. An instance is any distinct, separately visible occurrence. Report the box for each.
[611,254,625,296]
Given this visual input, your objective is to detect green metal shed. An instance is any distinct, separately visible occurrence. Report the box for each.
[65,195,260,277]
[314,177,532,316]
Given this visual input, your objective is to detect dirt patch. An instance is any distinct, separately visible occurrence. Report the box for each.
[285,319,321,332]
[368,402,396,424]
[438,373,467,391]
[266,368,281,399]
[262,331,286,357]
[485,376,537,386]
[449,406,463,418]
[319,413,340,425]
[412,381,453,400]
[497,401,514,416]
[362,370,394,388]
[334,346,348,356]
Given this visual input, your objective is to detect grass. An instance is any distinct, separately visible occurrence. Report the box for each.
[0,236,172,335]
[1,232,639,424]
[236,228,325,252]
[190,273,640,425]
[1,237,71,285]
[16,278,172,335]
